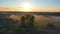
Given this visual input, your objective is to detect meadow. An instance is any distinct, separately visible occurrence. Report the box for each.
[0,12,60,34]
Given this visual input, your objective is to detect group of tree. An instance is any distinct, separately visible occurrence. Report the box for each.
[20,14,35,28]
[0,14,35,34]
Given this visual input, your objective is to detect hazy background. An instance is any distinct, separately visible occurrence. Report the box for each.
[0,0,60,12]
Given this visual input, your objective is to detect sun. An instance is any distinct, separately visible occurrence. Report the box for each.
[21,2,31,12]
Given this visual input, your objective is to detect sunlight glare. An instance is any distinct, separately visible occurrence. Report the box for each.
[21,2,31,12]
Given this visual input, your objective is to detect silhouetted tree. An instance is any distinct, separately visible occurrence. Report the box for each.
[25,14,35,28]
[29,15,35,28]
[47,23,55,29]
[20,16,26,28]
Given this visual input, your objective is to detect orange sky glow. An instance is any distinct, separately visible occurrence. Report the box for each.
[0,7,60,12]
[0,0,60,12]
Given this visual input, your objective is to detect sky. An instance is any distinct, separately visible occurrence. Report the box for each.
[0,0,60,12]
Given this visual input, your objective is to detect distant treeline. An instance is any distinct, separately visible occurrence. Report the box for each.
[32,12,60,16]
[0,12,60,16]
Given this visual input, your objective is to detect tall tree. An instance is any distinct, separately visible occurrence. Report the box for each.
[20,15,26,28]
[29,15,35,28]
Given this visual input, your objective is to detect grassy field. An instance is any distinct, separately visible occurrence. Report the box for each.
[0,14,60,34]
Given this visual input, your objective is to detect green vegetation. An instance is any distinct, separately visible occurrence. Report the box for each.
[0,14,60,34]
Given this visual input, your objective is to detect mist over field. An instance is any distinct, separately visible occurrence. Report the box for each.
[0,0,60,34]
[0,12,60,34]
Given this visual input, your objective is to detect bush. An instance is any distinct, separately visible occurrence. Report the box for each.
[47,23,55,29]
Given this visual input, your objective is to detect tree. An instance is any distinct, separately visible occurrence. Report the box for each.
[24,14,35,28]
[47,23,55,29]
[29,15,35,28]
[20,15,26,28]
